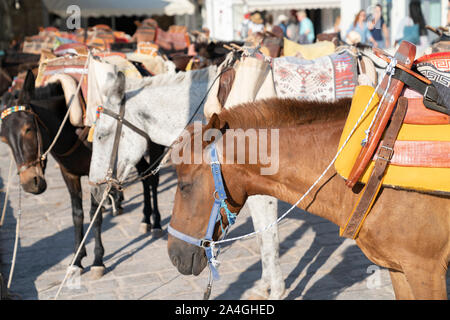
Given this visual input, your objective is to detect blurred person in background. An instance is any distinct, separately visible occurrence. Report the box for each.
[286,9,300,42]
[394,0,428,47]
[248,12,265,35]
[297,10,315,44]
[277,14,288,37]
[368,4,390,48]
[346,10,377,46]
[265,14,274,32]
[238,12,251,40]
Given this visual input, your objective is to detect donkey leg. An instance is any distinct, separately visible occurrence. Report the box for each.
[246,195,285,300]
[402,263,447,300]
[60,169,86,270]
[89,193,106,279]
[148,142,165,237]
[388,269,415,300]
[150,173,164,238]
[135,158,152,234]
[109,188,124,216]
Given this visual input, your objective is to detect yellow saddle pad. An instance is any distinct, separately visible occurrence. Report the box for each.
[335,85,450,194]
[283,38,335,59]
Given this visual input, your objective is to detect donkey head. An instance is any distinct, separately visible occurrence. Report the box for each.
[89,71,148,201]
[0,70,47,194]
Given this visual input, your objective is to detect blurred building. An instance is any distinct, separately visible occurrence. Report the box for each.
[203,0,449,45]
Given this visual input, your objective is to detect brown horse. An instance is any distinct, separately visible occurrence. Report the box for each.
[168,97,449,299]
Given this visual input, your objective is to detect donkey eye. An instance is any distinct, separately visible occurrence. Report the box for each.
[179,182,192,193]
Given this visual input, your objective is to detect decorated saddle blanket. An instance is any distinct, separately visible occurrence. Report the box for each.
[155,28,190,52]
[272,52,358,102]
[335,85,450,194]
[35,53,143,127]
[415,52,450,114]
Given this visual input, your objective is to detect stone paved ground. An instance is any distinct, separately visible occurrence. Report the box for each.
[0,146,448,300]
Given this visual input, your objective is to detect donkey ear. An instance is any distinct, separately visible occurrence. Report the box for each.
[18,70,35,103]
[204,113,221,131]
[205,113,228,132]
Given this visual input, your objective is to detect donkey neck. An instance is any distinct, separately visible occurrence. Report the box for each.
[232,118,358,228]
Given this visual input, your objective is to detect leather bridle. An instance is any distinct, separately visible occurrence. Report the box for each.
[94,97,154,189]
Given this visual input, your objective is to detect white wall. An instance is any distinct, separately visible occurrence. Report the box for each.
[204,0,235,41]
[442,0,448,27]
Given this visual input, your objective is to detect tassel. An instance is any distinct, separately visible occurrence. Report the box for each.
[87,125,95,142]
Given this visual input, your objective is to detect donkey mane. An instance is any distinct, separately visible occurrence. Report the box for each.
[217,97,353,129]
[32,82,65,101]
[176,97,353,157]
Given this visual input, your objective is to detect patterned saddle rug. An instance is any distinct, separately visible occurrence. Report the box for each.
[273,52,358,102]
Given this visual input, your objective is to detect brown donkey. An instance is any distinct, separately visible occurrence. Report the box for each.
[167,97,449,299]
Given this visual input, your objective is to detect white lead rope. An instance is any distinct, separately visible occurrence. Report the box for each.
[0,151,14,227]
[54,184,111,299]
[211,58,398,247]
[7,183,21,289]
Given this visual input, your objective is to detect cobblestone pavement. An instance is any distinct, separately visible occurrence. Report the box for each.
[0,146,448,300]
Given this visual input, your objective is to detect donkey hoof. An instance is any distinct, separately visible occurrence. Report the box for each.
[139,223,152,234]
[67,265,83,277]
[112,207,123,217]
[152,228,165,238]
[244,286,269,300]
[90,266,105,280]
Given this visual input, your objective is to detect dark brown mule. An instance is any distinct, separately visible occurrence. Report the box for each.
[1,71,164,278]
[168,98,450,299]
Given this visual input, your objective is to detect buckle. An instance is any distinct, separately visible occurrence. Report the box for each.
[377,145,394,162]
[423,85,437,102]
[200,239,212,248]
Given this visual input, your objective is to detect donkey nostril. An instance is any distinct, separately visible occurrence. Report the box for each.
[170,255,180,268]
[34,176,39,186]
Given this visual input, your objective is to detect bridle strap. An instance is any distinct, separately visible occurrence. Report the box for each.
[101,107,152,146]
[168,143,236,281]
[107,98,126,182]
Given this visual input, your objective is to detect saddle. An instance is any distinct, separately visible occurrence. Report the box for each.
[335,42,450,239]
[36,51,143,127]
[283,38,335,60]
[155,27,190,54]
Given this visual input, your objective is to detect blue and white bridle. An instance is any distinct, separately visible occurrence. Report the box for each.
[168,143,237,280]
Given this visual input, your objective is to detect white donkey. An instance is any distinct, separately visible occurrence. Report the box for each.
[88,62,285,299]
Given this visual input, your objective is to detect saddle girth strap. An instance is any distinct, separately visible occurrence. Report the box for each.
[340,97,408,239]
